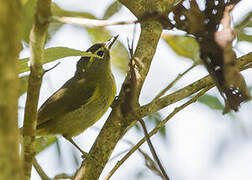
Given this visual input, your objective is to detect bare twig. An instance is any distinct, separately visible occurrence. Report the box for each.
[105,85,213,179]
[137,148,163,178]
[125,140,163,178]
[33,158,51,180]
[138,52,252,118]
[33,158,73,180]
[53,173,72,180]
[138,118,169,180]
[153,62,198,101]
[42,62,60,75]
[127,24,137,59]
[51,16,137,27]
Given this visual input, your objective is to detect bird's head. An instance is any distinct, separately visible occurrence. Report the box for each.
[75,35,118,78]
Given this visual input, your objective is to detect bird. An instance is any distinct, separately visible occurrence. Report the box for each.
[35,35,118,156]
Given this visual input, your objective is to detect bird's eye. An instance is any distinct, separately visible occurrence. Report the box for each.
[97,50,104,57]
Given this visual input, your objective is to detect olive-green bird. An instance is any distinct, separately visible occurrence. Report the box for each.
[36,36,117,154]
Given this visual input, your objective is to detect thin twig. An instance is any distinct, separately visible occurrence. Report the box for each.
[243,62,252,69]
[138,118,169,180]
[105,85,213,180]
[43,62,61,75]
[109,149,131,162]
[127,23,137,59]
[125,140,163,178]
[138,52,252,118]
[53,173,72,180]
[153,62,198,101]
[128,33,169,179]
[137,148,163,178]
[33,158,51,180]
[34,158,73,180]
[51,16,137,27]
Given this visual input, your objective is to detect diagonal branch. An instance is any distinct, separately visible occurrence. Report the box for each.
[138,52,252,118]
[138,118,169,179]
[22,0,51,178]
[106,85,214,179]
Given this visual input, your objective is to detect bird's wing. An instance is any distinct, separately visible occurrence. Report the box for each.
[37,77,96,125]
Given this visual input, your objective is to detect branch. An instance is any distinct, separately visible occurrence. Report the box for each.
[0,1,23,179]
[33,158,72,180]
[124,140,164,178]
[22,0,51,178]
[106,85,213,179]
[51,16,137,27]
[138,52,252,118]
[33,158,50,180]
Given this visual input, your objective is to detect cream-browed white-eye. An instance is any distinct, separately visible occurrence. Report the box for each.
[36,36,118,155]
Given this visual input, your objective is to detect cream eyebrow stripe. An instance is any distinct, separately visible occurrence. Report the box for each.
[87,47,105,69]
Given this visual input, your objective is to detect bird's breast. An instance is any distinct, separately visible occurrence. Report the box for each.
[62,73,116,137]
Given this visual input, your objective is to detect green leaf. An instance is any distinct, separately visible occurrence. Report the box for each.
[235,12,252,43]
[145,112,166,139]
[47,22,63,42]
[198,94,224,110]
[103,1,122,19]
[48,2,97,42]
[52,4,129,73]
[51,2,95,18]
[134,123,141,132]
[162,33,200,61]
[21,0,36,43]
[35,136,57,154]
[19,47,100,73]
[237,30,252,42]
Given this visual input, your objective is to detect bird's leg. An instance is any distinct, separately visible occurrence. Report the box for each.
[63,136,90,159]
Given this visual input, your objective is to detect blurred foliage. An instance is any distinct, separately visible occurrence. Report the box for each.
[47,21,63,42]
[16,1,252,179]
[237,29,252,42]
[235,12,252,43]
[198,94,224,110]
[137,148,162,178]
[21,0,36,44]
[19,2,129,74]
[19,1,130,160]
[19,47,99,73]
[35,136,57,155]
[136,112,166,139]
[51,3,129,73]
[162,32,200,62]
[71,148,81,168]
[103,1,122,19]
[135,169,147,180]
[51,2,95,18]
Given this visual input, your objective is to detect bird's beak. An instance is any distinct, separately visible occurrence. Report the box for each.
[105,35,119,49]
